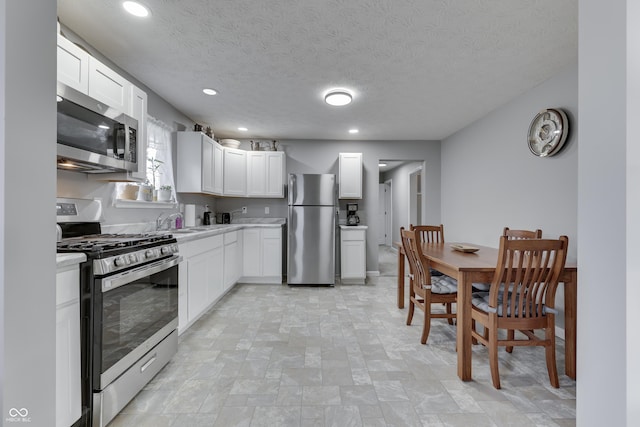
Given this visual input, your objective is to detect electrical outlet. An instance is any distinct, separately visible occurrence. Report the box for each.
[242,206,247,214]
[265,207,270,214]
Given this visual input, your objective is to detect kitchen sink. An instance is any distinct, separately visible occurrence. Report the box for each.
[169,229,199,233]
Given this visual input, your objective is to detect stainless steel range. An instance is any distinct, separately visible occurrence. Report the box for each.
[57,199,181,427]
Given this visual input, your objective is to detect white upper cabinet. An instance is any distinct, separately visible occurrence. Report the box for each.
[88,57,131,113]
[58,34,148,182]
[57,34,89,93]
[176,131,223,195]
[247,151,285,198]
[223,148,247,196]
[339,152,363,199]
[126,85,148,181]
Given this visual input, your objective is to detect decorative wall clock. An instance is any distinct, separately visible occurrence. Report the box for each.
[527,108,569,157]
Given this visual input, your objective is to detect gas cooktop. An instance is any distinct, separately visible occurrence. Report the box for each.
[57,233,175,253]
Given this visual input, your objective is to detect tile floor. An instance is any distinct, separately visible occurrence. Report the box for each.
[109,246,576,427]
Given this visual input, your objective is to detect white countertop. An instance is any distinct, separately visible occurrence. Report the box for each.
[166,221,285,243]
[339,225,368,230]
[56,253,86,269]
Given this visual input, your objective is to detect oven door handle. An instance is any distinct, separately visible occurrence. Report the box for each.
[101,255,182,293]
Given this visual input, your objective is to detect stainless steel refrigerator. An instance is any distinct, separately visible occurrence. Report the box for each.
[287,173,336,285]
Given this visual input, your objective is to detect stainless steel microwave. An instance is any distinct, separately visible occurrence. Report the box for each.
[57,82,138,173]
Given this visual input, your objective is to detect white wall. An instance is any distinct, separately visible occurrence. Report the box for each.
[380,161,425,244]
[441,64,578,330]
[2,1,57,424]
[578,0,634,425]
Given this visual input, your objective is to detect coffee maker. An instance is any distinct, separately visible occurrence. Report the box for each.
[346,203,360,226]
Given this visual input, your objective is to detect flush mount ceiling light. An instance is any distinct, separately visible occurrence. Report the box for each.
[202,88,217,96]
[348,128,359,134]
[378,163,388,167]
[324,89,353,106]
[238,127,248,131]
[122,1,150,17]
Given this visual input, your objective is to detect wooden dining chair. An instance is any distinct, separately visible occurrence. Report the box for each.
[503,227,542,240]
[400,227,457,344]
[470,235,569,389]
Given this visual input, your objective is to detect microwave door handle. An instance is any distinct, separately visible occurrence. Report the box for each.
[115,123,125,158]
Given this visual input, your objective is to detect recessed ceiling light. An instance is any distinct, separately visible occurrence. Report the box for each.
[122,1,150,17]
[98,124,110,129]
[378,163,388,167]
[324,89,353,106]
[202,88,217,96]
[348,129,359,134]
[238,127,248,131]
[56,95,63,102]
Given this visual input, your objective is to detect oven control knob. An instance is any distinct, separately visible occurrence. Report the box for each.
[128,254,138,263]
[114,256,127,267]
[145,249,154,259]
[160,246,170,255]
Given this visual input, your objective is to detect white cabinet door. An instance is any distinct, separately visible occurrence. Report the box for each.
[224,231,240,289]
[265,152,285,198]
[339,152,363,199]
[212,142,224,195]
[262,228,282,279]
[207,245,224,304]
[246,152,285,198]
[224,148,247,196]
[340,227,367,284]
[246,152,267,196]
[202,138,215,193]
[242,228,262,277]
[242,227,282,283]
[57,34,89,93]
[88,56,131,112]
[128,85,147,181]
[56,266,82,427]
[186,252,209,322]
[177,132,223,195]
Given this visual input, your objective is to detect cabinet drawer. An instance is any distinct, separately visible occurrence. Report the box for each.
[180,234,223,257]
[341,229,366,241]
[224,231,238,245]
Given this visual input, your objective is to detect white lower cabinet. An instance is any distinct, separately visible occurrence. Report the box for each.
[56,264,82,427]
[224,230,242,289]
[340,225,367,284]
[178,234,224,332]
[242,227,282,283]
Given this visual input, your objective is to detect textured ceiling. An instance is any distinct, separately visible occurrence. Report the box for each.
[57,0,577,141]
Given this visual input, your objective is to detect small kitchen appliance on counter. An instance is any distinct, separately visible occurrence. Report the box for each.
[346,203,360,226]
[56,198,181,427]
[215,212,231,224]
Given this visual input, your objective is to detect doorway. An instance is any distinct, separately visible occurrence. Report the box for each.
[378,180,392,246]
[409,166,422,225]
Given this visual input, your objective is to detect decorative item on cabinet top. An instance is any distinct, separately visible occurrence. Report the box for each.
[250,140,279,151]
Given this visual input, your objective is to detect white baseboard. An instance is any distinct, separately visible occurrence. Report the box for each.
[367,271,380,277]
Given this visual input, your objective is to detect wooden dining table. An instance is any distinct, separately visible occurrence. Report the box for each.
[395,241,577,382]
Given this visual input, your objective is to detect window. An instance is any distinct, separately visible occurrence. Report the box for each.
[146,116,175,193]
[115,116,176,205]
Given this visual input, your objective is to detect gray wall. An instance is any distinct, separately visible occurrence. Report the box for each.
[578,0,636,425]
[380,161,426,245]
[441,63,578,331]
[2,1,57,424]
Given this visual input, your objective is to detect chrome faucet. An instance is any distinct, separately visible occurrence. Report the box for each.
[156,212,183,230]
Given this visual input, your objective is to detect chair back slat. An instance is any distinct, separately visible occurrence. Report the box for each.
[503,227,542,240]
[410,224,445,244]
[490,236,568,319]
